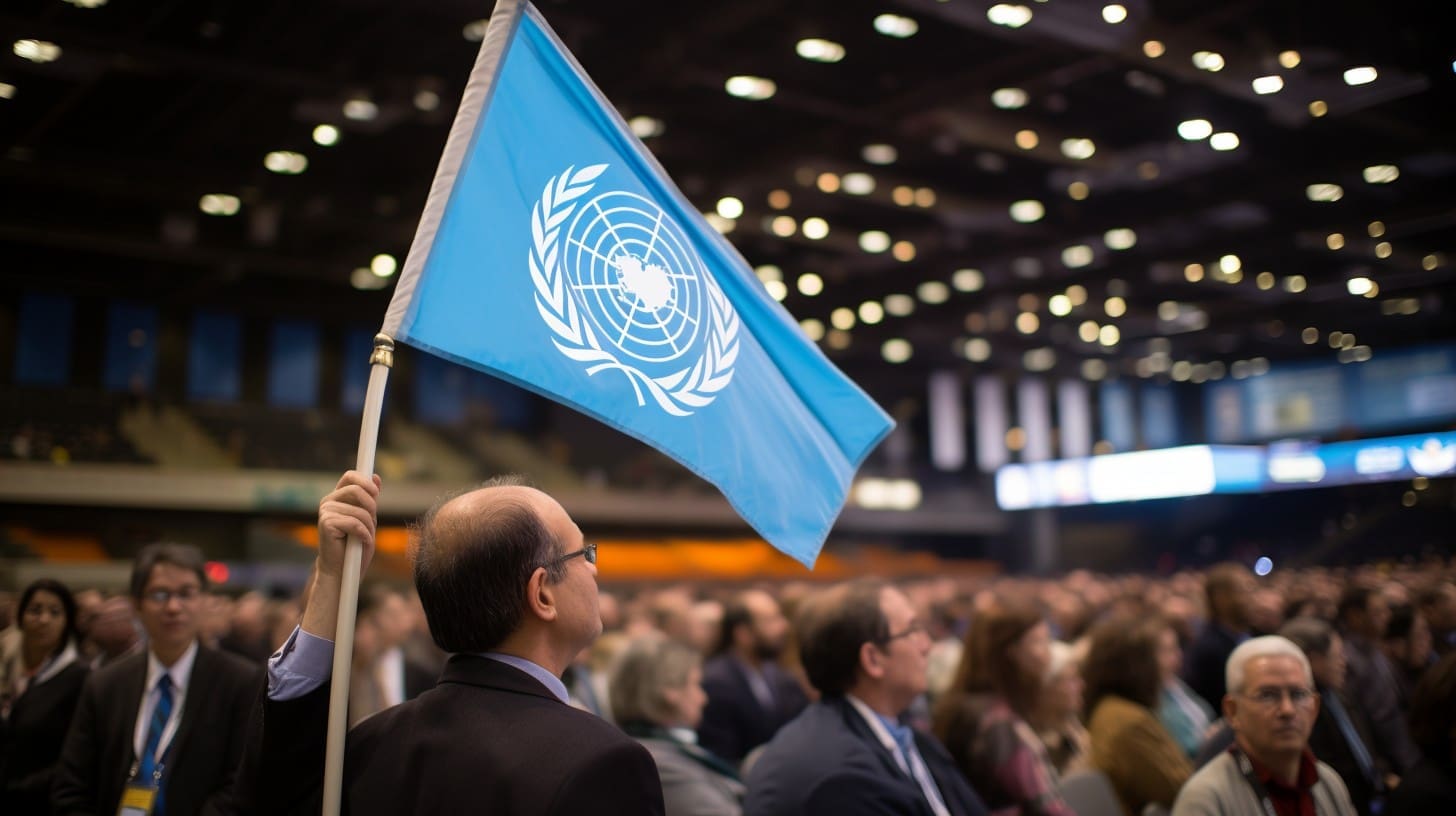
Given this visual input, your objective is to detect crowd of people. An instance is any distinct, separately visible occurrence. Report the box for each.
[0,470,1453,815]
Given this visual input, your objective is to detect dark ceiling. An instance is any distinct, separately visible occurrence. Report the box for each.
[3,0,1454,406]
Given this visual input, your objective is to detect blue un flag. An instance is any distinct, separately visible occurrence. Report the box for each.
[382,0,893,566]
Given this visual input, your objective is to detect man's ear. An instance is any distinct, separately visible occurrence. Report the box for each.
[525,567,558,623]
[859,641,885,681]
[1222,694,1238,727]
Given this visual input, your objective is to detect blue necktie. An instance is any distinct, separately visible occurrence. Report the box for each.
[1324,692,1376,784]
[140,675,174,810]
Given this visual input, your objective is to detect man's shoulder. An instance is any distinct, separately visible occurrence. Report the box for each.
[1174,753,1243,812]
[87,649,145,689]
[197,645,265,681]
[753,700,874,768]
[701,654,738,682]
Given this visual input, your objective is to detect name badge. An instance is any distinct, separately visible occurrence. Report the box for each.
[118,783,157,816]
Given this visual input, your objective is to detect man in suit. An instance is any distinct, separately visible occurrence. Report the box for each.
[1338,584,1420,776]
[744,580,988,816]
[53,543,263,815]
[347,582,434,725]
[248,471,663,815]
[699,589,808,764]
[1185,562,1256,709]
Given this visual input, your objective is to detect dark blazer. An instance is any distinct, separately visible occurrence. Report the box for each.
[246,653,665,816]
[52,645,263,816]
[698,655,808,763]
[1308,686,1384,816]
[744,696,989,816]
[1185,623,1243,709]
[0,659,88,814]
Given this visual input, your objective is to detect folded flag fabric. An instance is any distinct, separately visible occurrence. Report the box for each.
[382,0,893,566]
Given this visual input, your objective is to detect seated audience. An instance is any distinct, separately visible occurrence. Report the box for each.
[1417,582,1456,656]
[1380,603,1432,710]
[745,580,987,816]
[1386,652,1456,815]
[1337,584,1419,774]
[1159,617,1216,760]
[699,590,808,766]
[611,635,744,816]
[1172,636,1356,816]
[933,601,1075,816]
[1186,563,1256,710]
[0,579,89,814]
[1033,641,1090,777]
[1084,615,1192,816]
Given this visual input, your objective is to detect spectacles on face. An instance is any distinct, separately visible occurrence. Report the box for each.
[1241,685,1318,709]
[877,620,928,645]
[142,586,202,606]
[543,541,597,569]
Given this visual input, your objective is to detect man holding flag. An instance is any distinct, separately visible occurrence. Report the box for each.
[248,470,665,815]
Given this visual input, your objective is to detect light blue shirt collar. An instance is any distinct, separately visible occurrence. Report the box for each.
[479,652,570,704]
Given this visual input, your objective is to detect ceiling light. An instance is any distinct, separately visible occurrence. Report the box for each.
[992,88,1029,109]
[842,173,876,195]
[1219,254,1241,275]
[965,338,992,362]
[264,151,308,175]
[891,240,916,261]
[13,39,61,63]
[462,20,489,41]
[1347,277,1374,296]
[1158,301,1180,321]
[1082,359,1108,381]
[795,38,845,63]
[1062,244,1094,268]
[1017,293,1040,312]
[767,190,791,210]
[1049,294,1072,316]
[312,124,340,146]
[351,268,389,291]
[952,269,984,292]
[1060,138,1096,160]
[802,217,829,240]
[816,172,841,193]
[705,213,735,234]
[1306,183,1343,202]
[862,144,897,165]
[1016,312,1040,334]
[987,5,1034,28]
[891,185,915,206]
[343,98,378,121]
[1177,119,1213,140]
[725,75,776,100]
[831,307,856,330]
[914,188,936,208]
[370,253,397,278]
[1143,40,1165,58]
[763,280,788,301]
[770,215,797,236]
[1014,129,1039,149]
[1252,75,1284,94]
[918,281,950,304]
[1010,200,1045,223]
[1302,327,1319,344]
[800,319,825,341]
[199,194,241,216]
[1102,4,1128,24]
[1309,100,1328,117]
[1066,285,1088,306]
[882,339,913,364]
[63,0,108,6]
[1423,254,1440,270]
[1343,66,1378,86]
[1327,233,1345,250]
[414,90,440,111]
[1104,228,1136,250]
[715,197,743,219]
[1209,131,1240,151]
[1184,263,1205,282]
[1283,275,1307,293]
[1362,164,1399,184]
[1375,241,1392,259]
[1067,181,1090,200]
[884,294,915,317]
[1192,51,1225,72]
[859,301,885,324]
[859,230,891,253]
[1256,271,1275,290]
[1367,221,1385,238]
[874,14,919,38]
[754,265,782,283]
[797,273,823,296]
[1279,50,1301,69]
[1078,321,1100,343]
[1024,348,1056,372]
[628,115,664,138]
[1099,324,1121,346]
[0,83,14,99]
[1104,296,1127,318]
[826,330,851,350]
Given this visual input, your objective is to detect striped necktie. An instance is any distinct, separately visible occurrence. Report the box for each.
[140,674,174,807]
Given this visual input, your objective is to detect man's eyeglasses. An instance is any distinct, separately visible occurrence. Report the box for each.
[877,620,928,645]
[142,587,202,605]
[544,541,597,569]
[1241,685,1318,709]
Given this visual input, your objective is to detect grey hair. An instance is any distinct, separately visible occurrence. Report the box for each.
[1225,635,1313,695]
[608,635,702,727]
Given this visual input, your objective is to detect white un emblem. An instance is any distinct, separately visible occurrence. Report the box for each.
[530,164,739,417]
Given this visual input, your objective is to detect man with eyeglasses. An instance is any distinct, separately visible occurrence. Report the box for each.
[246,471,663,815]
[744,580,987,816]
[54,543,263,815]
[1173,635,1357,816]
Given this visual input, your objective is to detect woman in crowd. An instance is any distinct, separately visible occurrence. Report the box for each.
[933,601,1076,816]
[610,635,744,816]
[1083,615,1191,816]
[1034,641,1090,777]
[1387,651,1456,814]
[0,578,89,814]
[1155,618,1215,759]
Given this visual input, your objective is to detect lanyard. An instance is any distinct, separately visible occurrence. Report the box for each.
[1231,747,1323,816]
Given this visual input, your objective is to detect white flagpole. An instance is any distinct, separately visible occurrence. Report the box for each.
[322,333,395,816]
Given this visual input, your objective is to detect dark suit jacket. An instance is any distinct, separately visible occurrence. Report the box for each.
[1308,685,1384,816]
[0,659,88,814]
[1185,623,1243,710]
[1342,633,1419,773]
[246,653,665,816]
[744,696,989,816]
[52,644,262,816]
[698,655,808,763]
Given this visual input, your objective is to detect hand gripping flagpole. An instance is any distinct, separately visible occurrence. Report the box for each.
[322,333,394,816]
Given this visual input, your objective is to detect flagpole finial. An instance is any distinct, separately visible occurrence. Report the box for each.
[370,333,396,368]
